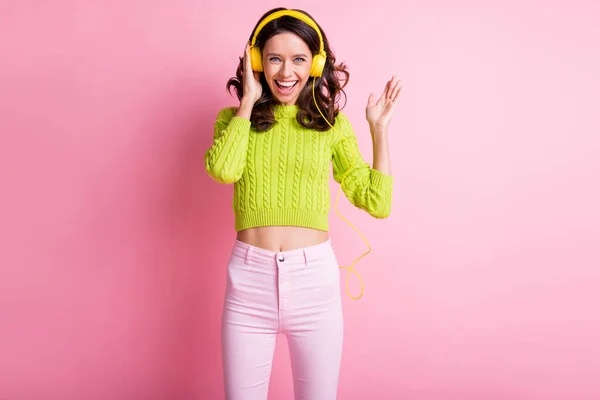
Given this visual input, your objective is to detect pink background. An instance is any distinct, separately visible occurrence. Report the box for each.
[1,0,599,399]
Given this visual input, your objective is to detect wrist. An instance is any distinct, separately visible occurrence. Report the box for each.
[369,123,388,137]
[236,98,255,119]
[240,97,256,109]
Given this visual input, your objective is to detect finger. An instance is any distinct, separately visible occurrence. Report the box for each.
[385,76,400,98]
[386,78,395,96]
[241,45,247,69]
[244,44,250,63]
[367,92,377,107]
[245,48,255,78]
[378,80,391,103]
[390,79,403,101]
[386,76,400,100]
[387,75,401,99]
[394,85,403,102]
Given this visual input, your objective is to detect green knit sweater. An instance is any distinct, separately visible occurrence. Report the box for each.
[204,104,393,232]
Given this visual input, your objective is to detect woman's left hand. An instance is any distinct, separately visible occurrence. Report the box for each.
[366,75,403,132]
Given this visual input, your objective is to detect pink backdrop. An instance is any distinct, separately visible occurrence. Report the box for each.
[1,0,599,399]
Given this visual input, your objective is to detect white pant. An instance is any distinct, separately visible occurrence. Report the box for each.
[221,239,344,399]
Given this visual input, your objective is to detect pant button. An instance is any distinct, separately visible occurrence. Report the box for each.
[278,255,285,262]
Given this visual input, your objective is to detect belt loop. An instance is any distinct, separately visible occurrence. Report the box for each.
[303,248,308,266]
[245,246,252,265]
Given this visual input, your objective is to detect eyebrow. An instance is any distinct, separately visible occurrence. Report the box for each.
[266,53,309,58]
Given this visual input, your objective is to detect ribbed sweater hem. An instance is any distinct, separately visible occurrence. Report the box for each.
[235,209,329,232]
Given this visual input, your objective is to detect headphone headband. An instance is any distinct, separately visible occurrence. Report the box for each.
[250,9,325,59]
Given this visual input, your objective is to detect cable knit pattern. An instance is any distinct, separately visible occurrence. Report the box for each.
[205,105,394,232]
[307,130,318,211]
[262,130,271,209]
[277,115,288,209]
[316,133,323,214]
[247,125,257,212]
[321,133,332,214]
[237,170,246,214]
[292,126,302,209]
[204,108,249,184]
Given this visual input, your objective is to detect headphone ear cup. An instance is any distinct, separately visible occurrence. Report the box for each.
[250,46,263,72]
[310,52,327,77]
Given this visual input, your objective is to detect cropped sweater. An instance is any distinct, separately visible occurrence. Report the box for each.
[204,104,393,232]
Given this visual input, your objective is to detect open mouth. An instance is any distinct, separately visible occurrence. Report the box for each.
[275,80,298,92]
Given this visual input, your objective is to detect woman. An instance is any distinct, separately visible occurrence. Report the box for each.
[204,7,401,399]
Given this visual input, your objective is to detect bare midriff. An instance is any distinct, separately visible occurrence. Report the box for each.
[236,226,329,252]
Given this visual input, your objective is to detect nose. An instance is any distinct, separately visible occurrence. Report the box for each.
[280,61,293,77]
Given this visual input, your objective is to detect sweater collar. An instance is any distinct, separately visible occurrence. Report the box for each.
[274,104,299,118]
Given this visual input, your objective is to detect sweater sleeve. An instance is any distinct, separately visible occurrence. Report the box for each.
[204,107,251,184]
[331,112,393,218]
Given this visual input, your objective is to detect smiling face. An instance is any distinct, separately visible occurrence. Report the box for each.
[261,32,313,105]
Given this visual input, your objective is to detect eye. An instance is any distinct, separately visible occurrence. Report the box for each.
[294,57,306,63]
[269,57,281,63]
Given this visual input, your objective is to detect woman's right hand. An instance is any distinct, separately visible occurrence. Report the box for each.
[241,43,262,105]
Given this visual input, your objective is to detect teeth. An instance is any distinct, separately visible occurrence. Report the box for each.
[277,81,297,87]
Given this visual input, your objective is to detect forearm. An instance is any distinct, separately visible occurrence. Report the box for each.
[332,119,394,218]
[205,109,251,184]
[370,125,391,176]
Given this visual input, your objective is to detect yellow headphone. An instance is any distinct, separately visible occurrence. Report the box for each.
[249,9,372,300]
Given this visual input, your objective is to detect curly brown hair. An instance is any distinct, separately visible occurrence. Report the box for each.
[227,8,350,132]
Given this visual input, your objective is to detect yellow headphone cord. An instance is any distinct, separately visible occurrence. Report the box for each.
[312,78,371,300]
